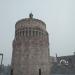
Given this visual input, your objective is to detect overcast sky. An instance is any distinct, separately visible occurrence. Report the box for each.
[0,0,75,65]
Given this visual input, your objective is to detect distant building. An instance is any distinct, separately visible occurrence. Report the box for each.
[0,65,10,75]
[50,54,75,74]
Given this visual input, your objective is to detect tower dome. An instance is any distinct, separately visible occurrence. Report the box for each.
[15,14,46,31]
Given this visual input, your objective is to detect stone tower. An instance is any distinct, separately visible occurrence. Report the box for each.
[11,13,50,75]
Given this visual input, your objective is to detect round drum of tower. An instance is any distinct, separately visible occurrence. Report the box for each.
[11,13,50,75]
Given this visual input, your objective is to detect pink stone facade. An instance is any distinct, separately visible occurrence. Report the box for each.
[11,14,50,75]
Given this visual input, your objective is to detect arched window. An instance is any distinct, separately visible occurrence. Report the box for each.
[20,31,21,36]
[33,30,35,37]
[29,29,31,36]
[26,30,28,37]
[39,32,41,36]
[36,31,38,36]
[42,32,43,36]
[23,31,24,36]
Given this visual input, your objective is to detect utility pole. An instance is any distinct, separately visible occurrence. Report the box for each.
[0,53,3,65]
[0,53,3,75]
